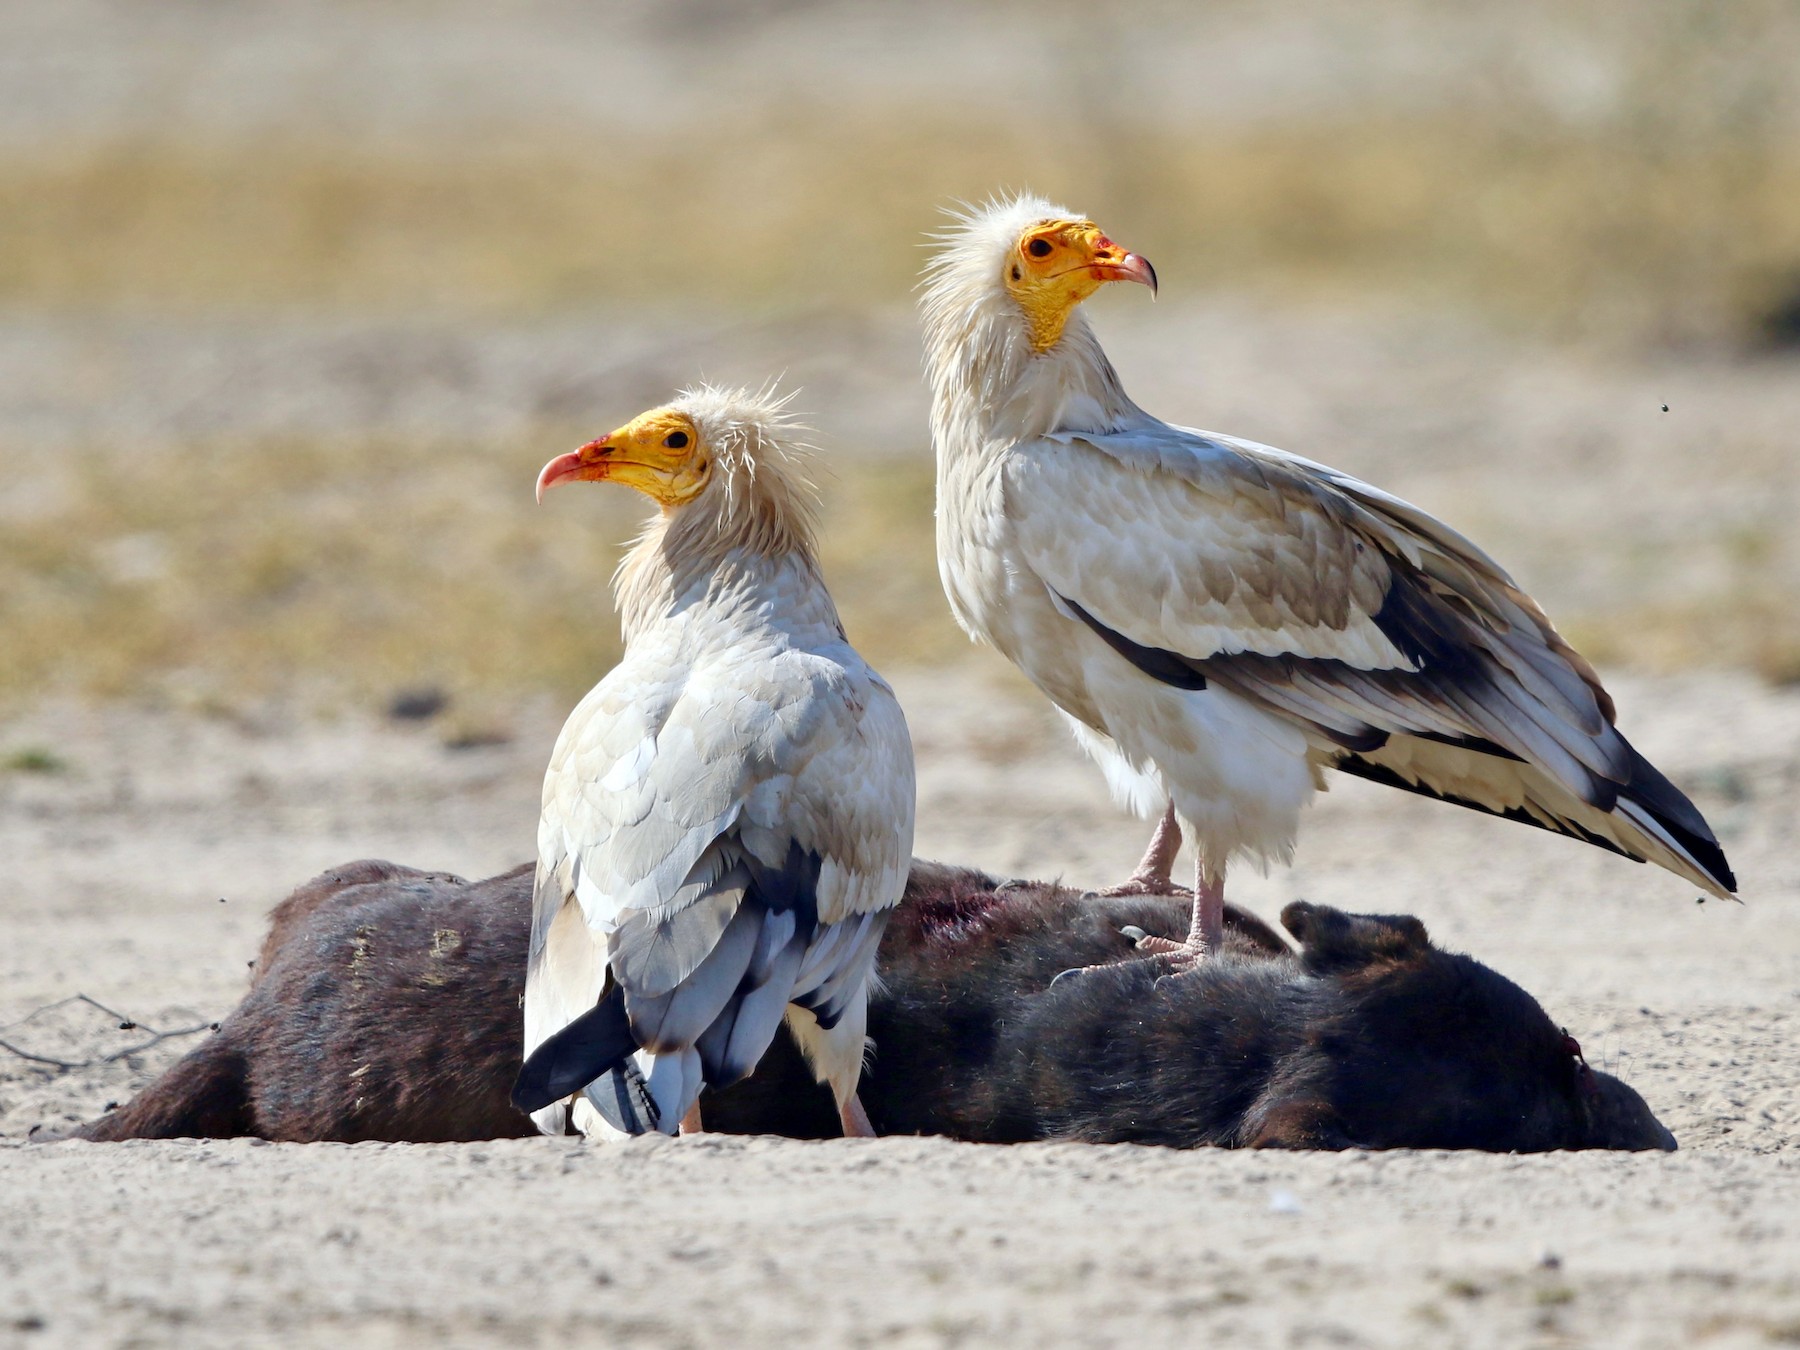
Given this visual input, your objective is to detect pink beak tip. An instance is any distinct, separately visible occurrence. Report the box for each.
[536,447,591,504]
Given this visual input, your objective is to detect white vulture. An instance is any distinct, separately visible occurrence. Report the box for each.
[512,385,915,1138]
[921,194,1735,964]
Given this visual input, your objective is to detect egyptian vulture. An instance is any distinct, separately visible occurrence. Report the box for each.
[512,385,915,1137]
[921,194,1735,963]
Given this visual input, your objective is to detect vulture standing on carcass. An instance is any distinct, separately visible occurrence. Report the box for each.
[514,385,915,1138]
[921,193,1735,966]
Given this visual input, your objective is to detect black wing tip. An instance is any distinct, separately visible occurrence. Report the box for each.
[509,1073,553,1114]
[510,1052,602,1114]
[511,994,639,1114]
[1672,831,1736,896]
[1333,755,1636,859]
[516,841,832,1125]
[1336,748,1738,896]
[1616,741,1737,894]
[1654,800,1736,894]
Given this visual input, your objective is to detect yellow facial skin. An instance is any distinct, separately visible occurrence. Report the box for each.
[535,408,710,508]
[1004,218,1158,353]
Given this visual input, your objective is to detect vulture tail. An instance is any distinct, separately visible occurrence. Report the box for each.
[1334,731,1736,899]
[510,994,638,1113]
[516,838,854,1133]
[583,1060,665,1135]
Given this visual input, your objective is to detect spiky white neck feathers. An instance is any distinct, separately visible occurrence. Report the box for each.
[920,194,1144,459]
[612,385,828,643]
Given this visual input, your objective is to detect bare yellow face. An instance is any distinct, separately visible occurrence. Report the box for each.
[1003,218,1157,353]
[535,407,710,508]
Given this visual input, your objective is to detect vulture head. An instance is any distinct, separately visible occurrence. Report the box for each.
[537,385,821,615]
[923,194,1156,356]
[1003,215,1157,352]
[538,383,816,527]
[921,195,1157,446]
[537,402,713,507]
[538,384,807,504]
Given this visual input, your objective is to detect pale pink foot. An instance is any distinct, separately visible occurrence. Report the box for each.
[1096,877,1194,899]
[1054,867,1227,984]
[1124,870,1226,973]
[839,1094,877,1139]
[1095,804,1191,897]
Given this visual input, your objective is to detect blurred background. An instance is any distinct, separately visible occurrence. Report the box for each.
[3,0,1798,739]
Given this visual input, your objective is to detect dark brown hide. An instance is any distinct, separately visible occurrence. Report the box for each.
[59,860,1675,1153]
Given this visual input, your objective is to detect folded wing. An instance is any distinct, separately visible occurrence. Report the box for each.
[520,644,914,1131]
[1004,425,1734,897]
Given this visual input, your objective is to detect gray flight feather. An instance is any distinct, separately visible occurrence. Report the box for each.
[626,897,763,1054]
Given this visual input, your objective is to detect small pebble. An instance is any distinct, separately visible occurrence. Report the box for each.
[388,687,448,721]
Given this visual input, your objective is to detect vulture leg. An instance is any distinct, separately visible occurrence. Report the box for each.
[1096,803,1191,898]
[1052,861,1226,985]
[679,1102,705,1135]
[1127,864,1225,968]
[839,1094,876,1139]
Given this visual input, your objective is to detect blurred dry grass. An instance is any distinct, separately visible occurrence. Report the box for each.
[0,435,961,719]
[3,423,1795,723]
[3,118,1798,340]
[3,0,1798,714]
[1568,574,1800,694]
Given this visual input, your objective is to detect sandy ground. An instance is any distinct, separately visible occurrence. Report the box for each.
[1,280,1797,1350]
[1,662,1797,1348]
[5,4,1799,1345]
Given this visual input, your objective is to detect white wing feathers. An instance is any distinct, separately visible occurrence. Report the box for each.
[543,645,910,932]
[1006,425,1734,897]
[525,631,914,1130]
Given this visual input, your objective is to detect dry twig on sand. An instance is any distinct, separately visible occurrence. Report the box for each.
[0,994,213,1072]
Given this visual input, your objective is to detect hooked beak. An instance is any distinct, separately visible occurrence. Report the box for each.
[535,437,610,504]
[1092,249,1157,297]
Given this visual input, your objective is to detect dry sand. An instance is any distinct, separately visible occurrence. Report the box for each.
[2,663,1797,1348]
[1,293,1796,1350]
[5,4,1799,1344]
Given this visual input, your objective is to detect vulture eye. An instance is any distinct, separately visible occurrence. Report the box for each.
[1026,237,1053,259]
[663,431,690,450]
